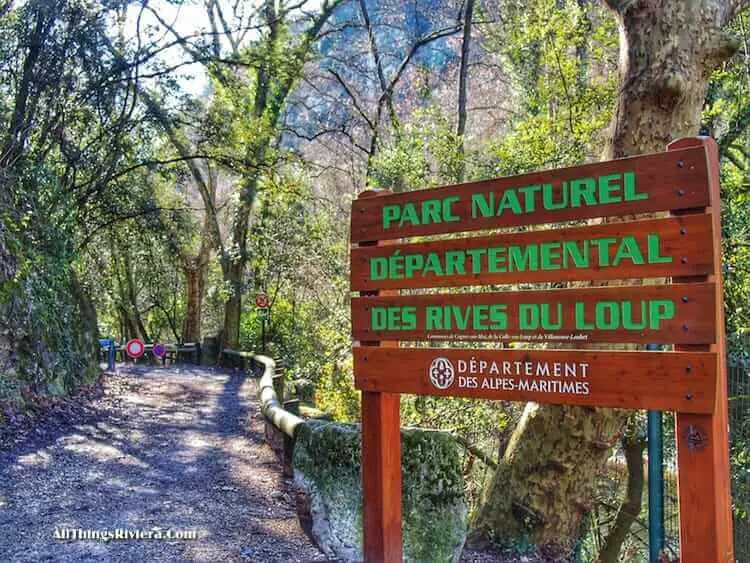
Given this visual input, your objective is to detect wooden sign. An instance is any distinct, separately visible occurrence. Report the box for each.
[351,214,714,291]
[352,283,716,344]
[354,347,716,414]
[351,146,709,243]
[350,139,733,563]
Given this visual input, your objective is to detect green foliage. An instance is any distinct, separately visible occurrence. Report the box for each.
[721,162,750,336]
[478,0,618,176]
[235,177,353,412]
[0,167,98,403]
[371,107,464,191]
[314,358,361,422]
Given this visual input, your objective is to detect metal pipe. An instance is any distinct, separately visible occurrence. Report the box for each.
[108,338,115,371]
[646,343,665,562]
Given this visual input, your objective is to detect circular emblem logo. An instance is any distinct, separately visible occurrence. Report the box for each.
[428,357,455,390]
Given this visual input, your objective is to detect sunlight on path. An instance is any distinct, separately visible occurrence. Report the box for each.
[0,366,324,562]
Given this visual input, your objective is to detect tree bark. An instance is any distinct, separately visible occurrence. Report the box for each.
[597,436,646,563]
[182,211,212,344]
[470,404,624,556]
[182,261,203,343]
[222,260,244,350]
[469,0,745,555]
[456,0,476,181]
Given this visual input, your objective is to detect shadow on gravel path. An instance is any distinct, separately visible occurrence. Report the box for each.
[0,365,325,562]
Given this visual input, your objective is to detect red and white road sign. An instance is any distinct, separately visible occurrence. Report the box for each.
[255,293,269,309]
[125,338,145,359]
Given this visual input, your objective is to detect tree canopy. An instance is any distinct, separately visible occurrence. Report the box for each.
[2,0,750,559]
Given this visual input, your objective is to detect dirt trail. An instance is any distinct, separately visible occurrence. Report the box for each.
[0,365,325,562]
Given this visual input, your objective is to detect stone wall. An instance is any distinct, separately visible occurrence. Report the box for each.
[293,421,467,562]
[0,218,99,421]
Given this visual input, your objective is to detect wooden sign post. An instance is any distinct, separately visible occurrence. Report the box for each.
[350,138,733,562]
[668,138,733,561]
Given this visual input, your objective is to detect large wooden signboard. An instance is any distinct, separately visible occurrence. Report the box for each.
[350,138,733,562]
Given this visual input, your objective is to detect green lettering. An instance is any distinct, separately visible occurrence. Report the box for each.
[543,183,568,210]
[488,247,507,273]
[443,196,460,222]
[489,304,508,330]
[540,242,562,270]
[471,193,493,218]
[425,306,442,330]
[466,248,487,274]
[597,174,622,204]
[383,205,399,229]
[519,304,539,330]
[404,253,424,278]
[401,306,417,330]
[596,301,620,329]
[593,238,618,267]
[541,303,563,329]
[452,305,470,330]
[389,251,405,279]
[508,245,539,271]
[571,177,597,207]
[422,199,442,224]
[445,251,465,275]
[622,301,647,330]
[649,300,675,328]
[370,257,388,280]
[424,252,444,276]
[575,302,594,329]
[473,305,489,330]
[623,171,646,201]
[562,240,589,268]
[498,189,523,215]
[612,236,645,266]
[647,234,672,264]
[399,203,419,227]
[371,307,387,330]
[518,185,541,212]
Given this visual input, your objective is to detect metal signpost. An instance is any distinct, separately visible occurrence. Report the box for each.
[98,338,116,371]
[256,292,269,353]
[350,138,732,562]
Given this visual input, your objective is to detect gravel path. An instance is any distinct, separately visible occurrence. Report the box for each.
[0,365,326,562]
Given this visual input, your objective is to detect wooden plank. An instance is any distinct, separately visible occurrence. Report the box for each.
[351,146,709,242]
[669,139,734,562]
[357,190,403,563]
[362,391,402,563]
[351,214,714,291]
[353,347,717,414]
[351,283,716,344]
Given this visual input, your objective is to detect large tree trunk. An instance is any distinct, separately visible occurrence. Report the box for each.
[182,234,210,343]
[182,263,203,343]
[470,404,626,556]
[469,0,744,555]
[222,260,243,350]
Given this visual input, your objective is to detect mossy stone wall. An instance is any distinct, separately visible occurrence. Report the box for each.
[293,421,467,562]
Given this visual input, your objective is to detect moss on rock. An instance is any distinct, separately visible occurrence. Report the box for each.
[0,221,99,419]
[293,421,467,562]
